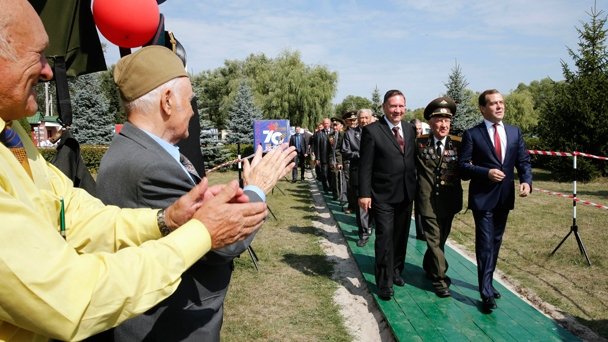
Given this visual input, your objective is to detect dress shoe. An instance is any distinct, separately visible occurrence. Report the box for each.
[492,287,502,299]
[378,287,393,300]
[435,288,451,298]
[356,239,368,247]
[291,179,297,183]
[482,297,497,313]
[393,276,405,287]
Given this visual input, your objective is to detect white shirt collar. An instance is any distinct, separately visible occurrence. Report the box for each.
[383,116,402,131]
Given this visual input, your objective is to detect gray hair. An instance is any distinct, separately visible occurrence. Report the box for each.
[123,78,180,114]
[357,108,373,118]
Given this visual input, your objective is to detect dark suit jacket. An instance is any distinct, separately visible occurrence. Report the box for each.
[459,121,532,211]
[415,134,463,217]
[95,122,259,341]
[359,117,417,204]
[312,129,331,163]
[289,133,307,156]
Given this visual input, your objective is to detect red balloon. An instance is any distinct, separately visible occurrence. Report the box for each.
[93,0,160,48]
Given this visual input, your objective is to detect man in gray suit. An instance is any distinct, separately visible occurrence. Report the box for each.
[95,46,295,341]
[342,109,373,247]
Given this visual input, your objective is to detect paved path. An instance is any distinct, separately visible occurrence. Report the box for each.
[321,191,580,342]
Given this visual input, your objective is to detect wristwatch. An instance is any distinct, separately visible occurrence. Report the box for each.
[157,209,172,236]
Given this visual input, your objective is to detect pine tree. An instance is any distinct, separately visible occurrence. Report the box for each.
[70,73,113,145]
[371,86,383,116]
[226,81,263,144]
[444,62,479,135]
[538,5,608,179]
[199,115,229,170]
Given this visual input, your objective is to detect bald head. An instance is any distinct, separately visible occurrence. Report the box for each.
[0,0,52,120]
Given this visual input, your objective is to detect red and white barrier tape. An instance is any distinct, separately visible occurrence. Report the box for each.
[528,150,608,161]
[535,187,608,210]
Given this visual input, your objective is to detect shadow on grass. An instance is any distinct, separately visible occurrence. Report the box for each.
[282,253,335,278]
[571,317,608,341]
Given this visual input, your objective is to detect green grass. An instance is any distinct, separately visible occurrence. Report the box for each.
[207,171,351,341]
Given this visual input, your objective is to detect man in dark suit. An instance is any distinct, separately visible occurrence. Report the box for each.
[95,46,295,341]
[312,118,332,192]
[415,97,463,298]
[342,109,373,247]
[359,89,417,300]
[289,125,308,182]
[459,89,532,313]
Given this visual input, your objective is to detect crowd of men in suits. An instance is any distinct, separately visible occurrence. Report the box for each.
[297,88,532,314]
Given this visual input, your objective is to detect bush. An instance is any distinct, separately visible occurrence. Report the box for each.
[225,143,254,160]
[39,145,108,174]
[524,136,551,169]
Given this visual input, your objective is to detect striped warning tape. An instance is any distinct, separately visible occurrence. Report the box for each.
[528,150,608,161]
[535,187,608,210]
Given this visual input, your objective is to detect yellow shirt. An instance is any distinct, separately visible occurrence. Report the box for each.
[0,120,212,341]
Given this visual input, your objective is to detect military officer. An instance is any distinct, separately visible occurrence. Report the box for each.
[342,111,358,213]
[415,97,463,298]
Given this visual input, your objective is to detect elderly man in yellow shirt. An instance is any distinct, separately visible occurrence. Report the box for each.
[0,0,295,340]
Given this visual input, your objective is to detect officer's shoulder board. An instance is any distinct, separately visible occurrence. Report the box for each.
[449,135,462,142]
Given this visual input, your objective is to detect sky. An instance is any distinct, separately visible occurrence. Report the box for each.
[102,0,608,110]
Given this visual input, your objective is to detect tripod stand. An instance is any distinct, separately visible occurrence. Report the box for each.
[550,152,591,265]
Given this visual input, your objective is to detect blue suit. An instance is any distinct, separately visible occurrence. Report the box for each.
[459,121,532,299]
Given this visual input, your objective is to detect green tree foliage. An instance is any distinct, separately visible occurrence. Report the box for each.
[98,66,123,124]
[504,89,538,135]
[335,95,372,118]
[70,73,113,145]
[192,50,337,132]
[226,81,262,145]
[199,116,230,170]
[538,6,608,180]
[443,62,479,134]
[515,78,557,112]
[371,86,383,116]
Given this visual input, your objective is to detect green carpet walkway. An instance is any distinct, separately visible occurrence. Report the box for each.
[320,191,580,342]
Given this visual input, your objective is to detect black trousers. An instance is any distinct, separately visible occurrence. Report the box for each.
[373,200,412,290]
[291,153,305,180]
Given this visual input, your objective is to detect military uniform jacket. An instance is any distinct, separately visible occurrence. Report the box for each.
[415,134,463,218]
[341,126,361,166]
[328,130,344,166]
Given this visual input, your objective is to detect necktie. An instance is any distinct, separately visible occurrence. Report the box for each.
[392,127,404,153]
[1,125,33,179]
[436,140,442,158]
[180,153,200,181]
[493,123,502,162]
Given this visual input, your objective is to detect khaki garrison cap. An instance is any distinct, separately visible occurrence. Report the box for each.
[114,46,188,102]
